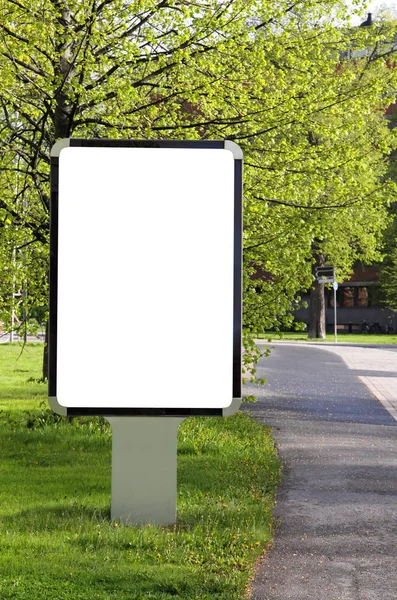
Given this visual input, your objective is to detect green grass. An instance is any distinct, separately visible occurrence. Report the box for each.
[0,344,281,600]
[255,331,397,344]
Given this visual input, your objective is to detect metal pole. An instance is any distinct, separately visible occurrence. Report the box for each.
[334,285,337,343]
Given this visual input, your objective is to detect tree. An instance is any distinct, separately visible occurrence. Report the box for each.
[379,244,397,310]
[1,0,397,379]
[240,16,397,340]
[377,99,397,311]
[0,0,269,375]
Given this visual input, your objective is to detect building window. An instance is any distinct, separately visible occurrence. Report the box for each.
[342,287,354,307]
[327,285,381,308]
[357,287,369,307]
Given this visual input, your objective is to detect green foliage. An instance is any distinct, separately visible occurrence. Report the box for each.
[378,94,397,310]
[241,20,397,341]
[3,398,111,432]
[1,1,397,380]
[379,243,397,310]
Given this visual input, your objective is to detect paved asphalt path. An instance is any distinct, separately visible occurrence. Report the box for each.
[242,344,397,600]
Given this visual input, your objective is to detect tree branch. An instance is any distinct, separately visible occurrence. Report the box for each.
[1,52,49,77]
[0,24,53,62]
[253,184,390,210]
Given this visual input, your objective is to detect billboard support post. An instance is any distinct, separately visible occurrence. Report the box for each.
[106,417,184,525]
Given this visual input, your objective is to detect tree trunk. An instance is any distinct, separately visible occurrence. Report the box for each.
[308,247,327,339]
[42,1,75,379]
[43,321,49,381]
[308,280,326,339]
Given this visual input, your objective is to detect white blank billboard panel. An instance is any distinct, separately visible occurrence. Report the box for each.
[55,146,236,409]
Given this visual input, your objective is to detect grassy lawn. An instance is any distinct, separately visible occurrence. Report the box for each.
[255,331,397,344]
[0,344,281,600]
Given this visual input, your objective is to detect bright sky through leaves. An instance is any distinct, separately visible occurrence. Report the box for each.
[348,0,397,24]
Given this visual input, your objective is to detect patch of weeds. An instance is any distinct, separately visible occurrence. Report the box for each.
[4,400,111,435]
[26,377,47,384]
[6,401,67,429]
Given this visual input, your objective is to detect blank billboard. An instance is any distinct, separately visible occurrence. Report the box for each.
[49,139,242,416]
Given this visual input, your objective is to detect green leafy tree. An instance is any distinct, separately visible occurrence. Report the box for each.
[240,16,397,340]
[378,97,397,311]
[0,0,269,375]
[1,0,397,379]
[379,244,397,310]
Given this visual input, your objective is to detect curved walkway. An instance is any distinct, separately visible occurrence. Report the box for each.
[243,343,397,600]
[268,341,397,423]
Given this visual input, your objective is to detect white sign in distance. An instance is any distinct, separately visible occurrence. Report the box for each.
[333,281,338,291]
[49,139,242,418]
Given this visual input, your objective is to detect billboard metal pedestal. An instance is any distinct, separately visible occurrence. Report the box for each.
[107,417,184,525]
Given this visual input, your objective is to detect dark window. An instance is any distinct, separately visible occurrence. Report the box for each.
[342,287,355,307]
[357,287,368,307]
[328,285,380,308]
[369,286,382,307]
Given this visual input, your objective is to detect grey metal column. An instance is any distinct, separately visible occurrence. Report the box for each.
[106,417,184,526]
